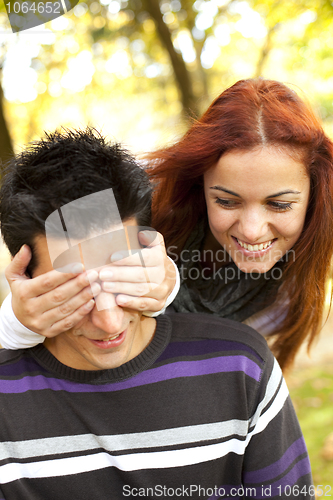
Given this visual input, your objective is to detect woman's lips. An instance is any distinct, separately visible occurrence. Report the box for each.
[88,330,126,349]
[232,236,276,256]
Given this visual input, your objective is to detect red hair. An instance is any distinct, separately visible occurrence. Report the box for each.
[147,78,333,370]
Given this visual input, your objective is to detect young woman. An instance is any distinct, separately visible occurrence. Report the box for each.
[147,78,333,369]
[1,78,333,370]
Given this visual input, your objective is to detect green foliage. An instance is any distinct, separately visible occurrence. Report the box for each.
[288,364,333,487]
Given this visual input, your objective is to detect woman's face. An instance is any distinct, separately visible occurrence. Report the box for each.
[203,146,310,273]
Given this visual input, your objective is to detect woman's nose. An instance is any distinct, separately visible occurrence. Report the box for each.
[237,208,269,243]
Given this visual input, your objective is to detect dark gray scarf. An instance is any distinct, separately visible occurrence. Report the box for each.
[172,219,284,322]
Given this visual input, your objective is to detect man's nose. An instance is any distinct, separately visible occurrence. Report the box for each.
[90,291,125,334]
[237,207,270,243]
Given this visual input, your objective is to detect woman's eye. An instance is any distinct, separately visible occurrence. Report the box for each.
[215,198,238,208]
[268,201,292,211]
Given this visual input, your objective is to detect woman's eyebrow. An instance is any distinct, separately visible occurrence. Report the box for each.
[210,186,302,198]
[209,186,240,197]
[268,190,301,198]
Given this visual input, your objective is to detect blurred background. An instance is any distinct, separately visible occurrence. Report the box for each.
[0,0,332,489]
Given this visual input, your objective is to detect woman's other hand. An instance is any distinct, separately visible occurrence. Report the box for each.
[99,231,177,313]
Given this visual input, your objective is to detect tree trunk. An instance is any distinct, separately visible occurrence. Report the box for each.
[143,0,199,119]
[254,24,278,78]
[0,77,14,165]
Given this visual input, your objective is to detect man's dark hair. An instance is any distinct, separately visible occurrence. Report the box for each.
[0,128,152,275]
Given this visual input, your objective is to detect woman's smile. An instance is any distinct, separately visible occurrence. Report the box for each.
[232,235,277,256]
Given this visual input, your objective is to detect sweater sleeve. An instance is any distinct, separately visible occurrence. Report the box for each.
[0,294,45,349]
[0,486,6,500]
[242,356,314,499]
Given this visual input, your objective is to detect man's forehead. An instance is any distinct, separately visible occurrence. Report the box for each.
[47,218,139,274]
[43,188,138,274]
[33,217,140,276]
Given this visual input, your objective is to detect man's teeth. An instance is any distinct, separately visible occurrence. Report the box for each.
[236,238,272,251]
[101,334,121,342]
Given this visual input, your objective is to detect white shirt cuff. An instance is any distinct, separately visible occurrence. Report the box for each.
[0,293,45,349]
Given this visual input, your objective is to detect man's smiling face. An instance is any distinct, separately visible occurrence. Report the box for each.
[33,219,156,371]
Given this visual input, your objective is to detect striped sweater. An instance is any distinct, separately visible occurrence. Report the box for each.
[0,313,313,499]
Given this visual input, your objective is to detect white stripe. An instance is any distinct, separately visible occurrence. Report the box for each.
[249,358,283,429]
[0,420,248,461]
[0,437,249,484]
[249,377,289,438]
[245,359,289,447]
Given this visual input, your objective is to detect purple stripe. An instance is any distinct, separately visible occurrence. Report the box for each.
[157,340,263,364]
[208,461,312,500]
[239,457,312,499]
[243,437,308,483]
[0,355,262,394]
[268,457,312,497]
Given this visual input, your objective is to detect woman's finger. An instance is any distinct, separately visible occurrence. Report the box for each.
[99,265,161,285]
[42,300,96,337]
[39,270,99,308]
[23,281,101,336]
[102,281,152,297]
[115,294,165,312]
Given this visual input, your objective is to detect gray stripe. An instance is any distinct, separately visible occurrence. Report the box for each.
[0,420,248,461]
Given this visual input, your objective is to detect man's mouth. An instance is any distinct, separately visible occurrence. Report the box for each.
[89,330,126,349]
[101,333,121,342]
[234,237,275,251]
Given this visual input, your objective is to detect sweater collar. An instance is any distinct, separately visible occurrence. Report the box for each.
[30,315,172,384]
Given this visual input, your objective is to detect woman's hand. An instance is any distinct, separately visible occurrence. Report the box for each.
[99,231,177,313]
[5,245,101,337]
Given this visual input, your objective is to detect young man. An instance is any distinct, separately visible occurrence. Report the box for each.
[0,129,314,499]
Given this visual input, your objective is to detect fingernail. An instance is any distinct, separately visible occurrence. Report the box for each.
[18,245,26,256]
[103,282,115,291]
[84,299,95,311]
[90,283,101,296]
[139,230,156,244]
[71,263,84,274]
[86,270,98,283]
[110,252,126,262]
[99,269,113,280]
[116,296,127,306]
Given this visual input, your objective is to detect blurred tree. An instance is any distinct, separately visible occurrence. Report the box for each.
[1,0,333,159]
[0,4,14,164]
[0,77,14,165]
[143,0,198,117]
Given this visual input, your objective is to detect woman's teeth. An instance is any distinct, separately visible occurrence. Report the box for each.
[101,334,121,342]
[236,238,272,251]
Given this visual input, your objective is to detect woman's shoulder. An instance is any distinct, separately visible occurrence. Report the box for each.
[243,296,289,336]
